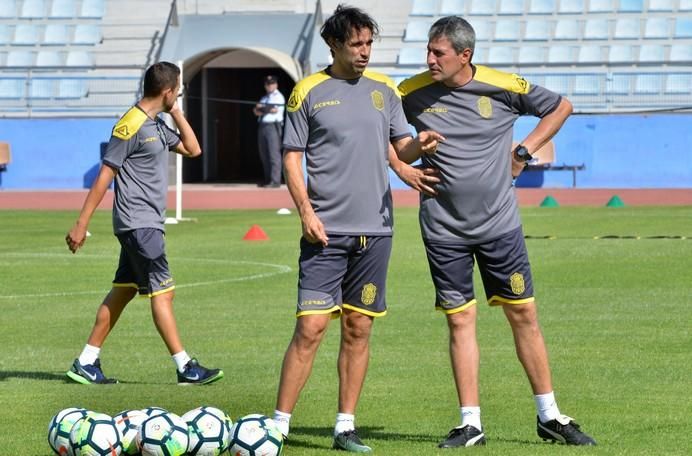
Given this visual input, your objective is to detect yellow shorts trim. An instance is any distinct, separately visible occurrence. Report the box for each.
[488,295,535,306]
[148,285,175,298]
[112,282,138,290]
[435,298,478,315]
[296,305,342,319]
[342,303,387,318]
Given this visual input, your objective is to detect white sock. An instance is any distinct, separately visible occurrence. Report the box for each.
[535,391,560,423]
[172,351,191,373]
[334,413,355,437]
[460,406,482,431]
[273,410,291,437]
[78,344,101,366]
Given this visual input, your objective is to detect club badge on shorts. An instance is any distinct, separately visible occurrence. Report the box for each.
[361,283,377,305]
[510,272,525,295]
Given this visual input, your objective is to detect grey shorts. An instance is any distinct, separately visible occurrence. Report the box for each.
[113,228,175,297]
[296,235,392,318]
[424,226,534,314]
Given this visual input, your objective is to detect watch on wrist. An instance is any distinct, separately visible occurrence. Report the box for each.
[513,144,533,162]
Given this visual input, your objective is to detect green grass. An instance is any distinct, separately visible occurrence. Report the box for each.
[1,207,691,455]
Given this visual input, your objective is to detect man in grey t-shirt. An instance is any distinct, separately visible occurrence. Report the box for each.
[65,62,223,386]
[273,5,442,453]
[399,17,595,448]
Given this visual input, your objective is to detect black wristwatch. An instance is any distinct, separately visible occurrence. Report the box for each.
[513,144,533,162]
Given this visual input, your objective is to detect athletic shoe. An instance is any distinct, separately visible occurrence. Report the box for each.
[66,359,118,384]
[332,430,372,453]
[537,415,596,445]
[177,358,224,385]
[438,425,486,448]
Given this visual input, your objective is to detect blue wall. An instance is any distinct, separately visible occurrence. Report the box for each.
[1,114,690,189]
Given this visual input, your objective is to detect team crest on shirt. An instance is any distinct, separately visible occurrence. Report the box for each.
[510,272,525,295]
[477,96,492,118]
[371,90,385,111]
[361,283,377,305]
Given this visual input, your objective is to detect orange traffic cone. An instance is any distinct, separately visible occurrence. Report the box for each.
[243,224,269,241]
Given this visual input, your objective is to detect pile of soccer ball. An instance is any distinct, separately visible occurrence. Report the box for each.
[48,405,284,455]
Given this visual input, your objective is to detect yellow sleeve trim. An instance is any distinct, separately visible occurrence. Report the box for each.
[112,106,148,140]
[363,70,401,98]
[286,70,331,112]
[474,65,530,94]
[398,71,436,97]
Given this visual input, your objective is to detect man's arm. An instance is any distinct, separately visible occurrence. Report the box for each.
[283,150,328,246]
[169,102,202,157]
[389,134,443,196]
[65,163,117,253]
[393,131,445,164]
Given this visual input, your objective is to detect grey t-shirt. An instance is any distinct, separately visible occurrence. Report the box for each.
[399,65,561,243]
[283,68,412,236]
[102,105,180,234]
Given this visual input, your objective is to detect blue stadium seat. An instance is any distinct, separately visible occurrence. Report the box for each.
[554,19,580,40]
[584,19,609,39]
[608,44,634,62]
[398,47,425,65]
[73,24,102,44]
[670,44,692,61]
[411,0,438,15]
[498,0,524,15]
[66,50,93,66]
[558,0,583,13]
[404,20,432,42]
[57,79,88,98]
[528,0,554,14]
[644,18,669,39]
[440,0,465,14]
[469,19,490,41]
[680,0,692,11]
[36,50,63,66]
[43,24,69,45]
[618,0,643,12]
[469,0,495,15]
[13,24,40,45]
[30,79,54,98]
[471,46,485,63]
[588,0,613,12]
[50,0,76,18]
[518,46,545,63]
[664,74,691,94]
[542,75,569,94]
[20,0,45,18]
[548,46,574,63]
[674,18,692,38]
[608,74,631,94]
[578,45,602,63]
[0,0,17,18]
[524,20,551,40]
[79,0,105,18]
[634,74,661,94]
[614,18,640,39]
[648,0,673,11]
[494,19,520,41]
[0,79,25,99]
[7,50,34,66]
[638,44,665,62]
[0,24,11,44]
[574,75,601,95]
[487,46,514,64]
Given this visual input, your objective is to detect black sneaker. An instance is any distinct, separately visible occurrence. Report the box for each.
[537,415,596,445]
[438,425,486,448]
[332,430,372,453]
[66,359,118,384]
[176,358,224,385]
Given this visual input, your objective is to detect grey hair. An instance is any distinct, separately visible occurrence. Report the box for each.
[428,16,476,55]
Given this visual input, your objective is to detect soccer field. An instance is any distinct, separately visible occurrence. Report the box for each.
[1,207,691,455]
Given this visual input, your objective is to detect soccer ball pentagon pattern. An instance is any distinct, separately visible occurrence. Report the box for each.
[48,407,89,456]
[229,414,283,456]
[137,412,189,456]
[182,406,232,456]
[113,409,148,455]
[69,412,123,456]
[141,407,169,418]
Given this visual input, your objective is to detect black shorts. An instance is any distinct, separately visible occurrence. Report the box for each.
[296,235,392,318]
[113,228,175,297]
[424,226,534,314]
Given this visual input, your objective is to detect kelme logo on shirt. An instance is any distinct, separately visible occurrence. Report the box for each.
[361,283,377,305]
[510,272,525,295]
[478,96,493,119]
[370,90,384,111]
[115,124,129,137]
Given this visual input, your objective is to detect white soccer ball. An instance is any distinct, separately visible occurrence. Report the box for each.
[229,414,284,456]
[69,412,123,456]
[137,412,189,456]
[141,407,168,418]
[113,409,148,455]
[182,406,232,456]
[48,407,89,456]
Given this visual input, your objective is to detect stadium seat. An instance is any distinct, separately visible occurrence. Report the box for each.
[648,0,673,11]
[614,18,640,39]
[680,0,692,11]
[20,0,45,18]
[588,0,612,12]
[13,24,40,45]
[36,50,63,66]
[7,50,34,66]
[524,20,551,40]
[43,24,70,45]
[554,19,580,40]
[487,46,514,64]
[584,19,609,39]
[644,18,669,39]
[57,79,88,98]
[518,46,545,63]
[664,74,691,94]
[674,18,692,38]
[618,0,643,12]
[471,46,485,63]
[0,0,17,18]
[670,44,692,61]
[440,0,465,14]
[398,47,425,65]
[30,79,55,99]
[494,20,520,41]
[542,75,569,94]
[469,19,490,41]
[0,24,11,44]
[79,0,105,18]
[634,74,661,94]
[498,0,524,15]
[469,0,495,15]
[405,20,432,42]
[638,44,665,62]
[0,79,25,99]
[608,74,631,94]
[411,0,438,15]
[49,0,76,18]
[66,50,93,66]
[608,44,634,62]
[558,0,583,13]
[528,0,554,14]
[573,75,601,95]
[548,46,573,63]
[577,45,602,63]
[73,24,102,44]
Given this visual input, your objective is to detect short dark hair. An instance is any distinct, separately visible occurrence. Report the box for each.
[143,61,180,98]
[320,4,379,48]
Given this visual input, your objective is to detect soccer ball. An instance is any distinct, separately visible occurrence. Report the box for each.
[182,406,232,455]
[69,412,123,456]
[113,409,148,455]
[229,414,283,456]
[137,412,189,456]
[141,407,168,418]
[48,407,89,455]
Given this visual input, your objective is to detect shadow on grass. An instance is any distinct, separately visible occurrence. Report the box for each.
[287,425,440,449]
[0,371,68,382]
